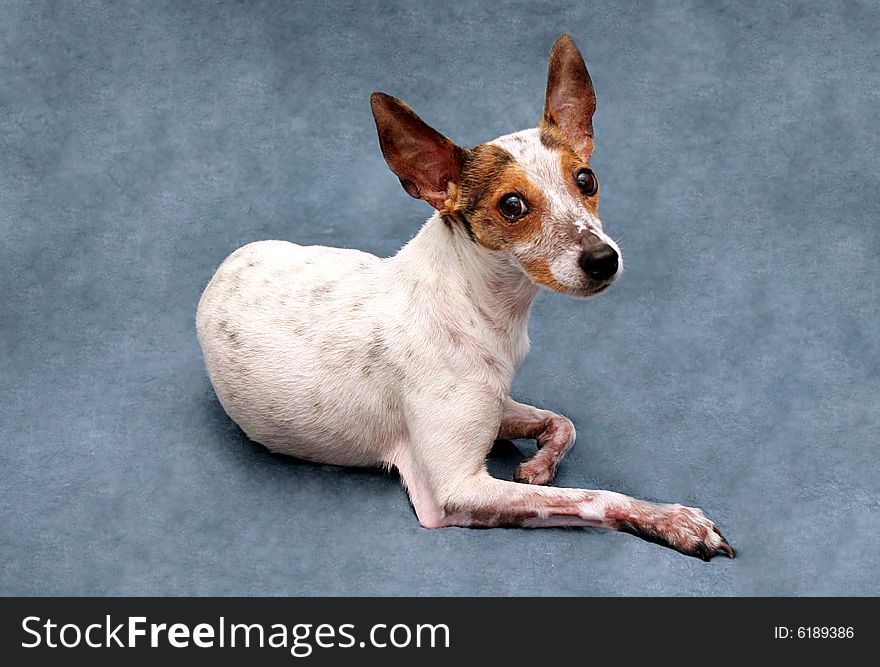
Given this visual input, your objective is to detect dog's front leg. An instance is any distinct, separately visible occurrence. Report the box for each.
[497,398,576,485]
[443,473,734,560]
[398,394,734,560]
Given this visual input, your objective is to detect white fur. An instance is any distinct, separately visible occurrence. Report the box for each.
[197,218,541,519]
[196,125,728,559]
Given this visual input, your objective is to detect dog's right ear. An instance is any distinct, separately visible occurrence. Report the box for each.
[370,92,466,212]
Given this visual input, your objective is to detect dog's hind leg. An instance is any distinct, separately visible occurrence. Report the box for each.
[497,398,576,485]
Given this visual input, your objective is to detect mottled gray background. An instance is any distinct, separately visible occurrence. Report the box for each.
[2,0,878,596]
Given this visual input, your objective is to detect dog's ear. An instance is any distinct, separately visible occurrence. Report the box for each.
[541,34,596,159]
[370,92,466,211]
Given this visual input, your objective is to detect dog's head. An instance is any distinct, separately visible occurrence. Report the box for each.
[371,34,621,298]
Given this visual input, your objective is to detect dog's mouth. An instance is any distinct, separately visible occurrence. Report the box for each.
[549,280,614,299]
[581,280,615,297]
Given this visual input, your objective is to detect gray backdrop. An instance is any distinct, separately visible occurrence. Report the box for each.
[2,0,878,596]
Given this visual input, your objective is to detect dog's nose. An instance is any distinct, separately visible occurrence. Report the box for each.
[579,244,619,281]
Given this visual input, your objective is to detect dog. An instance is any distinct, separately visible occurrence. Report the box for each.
[196,35,734,560]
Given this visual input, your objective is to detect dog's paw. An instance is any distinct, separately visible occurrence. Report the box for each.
[619,503,735,561]
[513,456,556,486]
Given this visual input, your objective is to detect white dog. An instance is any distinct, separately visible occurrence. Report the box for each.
[197,35,734,560]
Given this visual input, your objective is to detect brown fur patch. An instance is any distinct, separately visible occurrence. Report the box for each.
[449,143,548,252]
[366,327,386,362]
[518,256,570,293]
[442,134,604,293]
[497,414,547,440]
[538,122,590,161]
[217,319,243,349]
[444,489,598,527]
[311,282,335,300]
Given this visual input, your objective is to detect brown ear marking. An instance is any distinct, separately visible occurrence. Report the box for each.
[370,92,467,211]
[541,34,596,159]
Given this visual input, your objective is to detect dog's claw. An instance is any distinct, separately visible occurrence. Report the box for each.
[711,526,736,559]
[695,542,713,561]
[696,536,735,561]
[717,538,735,559]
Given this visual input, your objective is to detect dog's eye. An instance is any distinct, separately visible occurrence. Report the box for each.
[575,168,598,196]
[498,193,528,221]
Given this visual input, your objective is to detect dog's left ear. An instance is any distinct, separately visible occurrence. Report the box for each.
[542,34,597,159]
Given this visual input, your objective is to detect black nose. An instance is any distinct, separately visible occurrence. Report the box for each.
[579,244,619,281]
